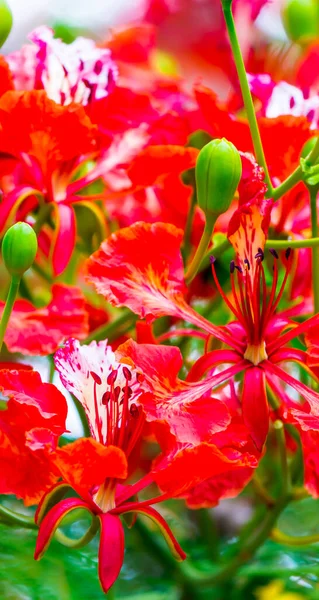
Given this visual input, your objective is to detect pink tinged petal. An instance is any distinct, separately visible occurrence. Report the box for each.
[119,505,186,562]
[51,204,76,276]
[54,338,145,444]
[242,367,269,451]
[98,513,124,594]
[34,498,91,560]
[265,361,319,413]
[27,26,118,106]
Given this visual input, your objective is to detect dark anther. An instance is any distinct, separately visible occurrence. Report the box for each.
[90,371,102,385]
[122,366,132,381]
[136,373,145,383]
[114,386,121,401]
[230,260,235,274]
[107,370,118,386]
[244,258,251,270]
[210,255,217,265]
[102,391,110,405]
[122,386,133,398]
[234,265,243,273]
[130,403,140,418]
[285,247,292,260]
[254,247,264,261]
[269,248,279,259]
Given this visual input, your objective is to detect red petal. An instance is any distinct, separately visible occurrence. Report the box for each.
[98,513,124,594]
[55,439,127,499]
[152,442,257,497]
[3,283,88,355]
[118,339,240,444]
[51,204,76,276]
[86,222,238,348]
[127,145,198,188]
[35,498,91,559]
[242,367,269,451]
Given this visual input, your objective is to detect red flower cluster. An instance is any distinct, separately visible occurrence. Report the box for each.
[0,6,319,596]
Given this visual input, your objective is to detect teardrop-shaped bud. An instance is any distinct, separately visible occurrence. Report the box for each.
[0,1,13,48]
[2,222,38,277]
[282,0,319,44]
[195,138,242,218]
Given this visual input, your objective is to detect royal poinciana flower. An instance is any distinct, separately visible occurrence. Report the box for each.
[85,196,319,452]
[0,90,103,275]
[6,26,118,105]
[34,338,257,592]
[0,284,88,355]
[0,368,67,505]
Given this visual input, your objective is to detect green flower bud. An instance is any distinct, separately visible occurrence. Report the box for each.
[282,0,319,44]
[0,1,13,48]
[2,222,38,277]
[195,138,242,218]
[300,136,318,160]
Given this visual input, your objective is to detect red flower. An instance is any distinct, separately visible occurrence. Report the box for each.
[35,337,256,593]
[85,204,319,453]
[0,368,67,505]
[0,90,101,275]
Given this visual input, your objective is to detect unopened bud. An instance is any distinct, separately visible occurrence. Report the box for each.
[0,1,13,48]
[2,222,38,277]
[282,0,319,44]
[301,136,318,160]
[195,138,242,218]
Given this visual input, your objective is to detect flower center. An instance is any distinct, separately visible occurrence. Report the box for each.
[93,479,117,512]
[244,340,268,365]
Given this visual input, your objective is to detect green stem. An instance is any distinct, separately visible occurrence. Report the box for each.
[0,504,37,529]
[84,310,137,344]
[266,238,319,249]
[196,508,220,562]
[185,215,217,284]
[54,515,99,549]
[221,3,272,194]
[274,420,290,496]
[309,187,319,313]
[0,275,21,352]
[133,517,202,597]
[33,203,52,235]
[252,476,275,507]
